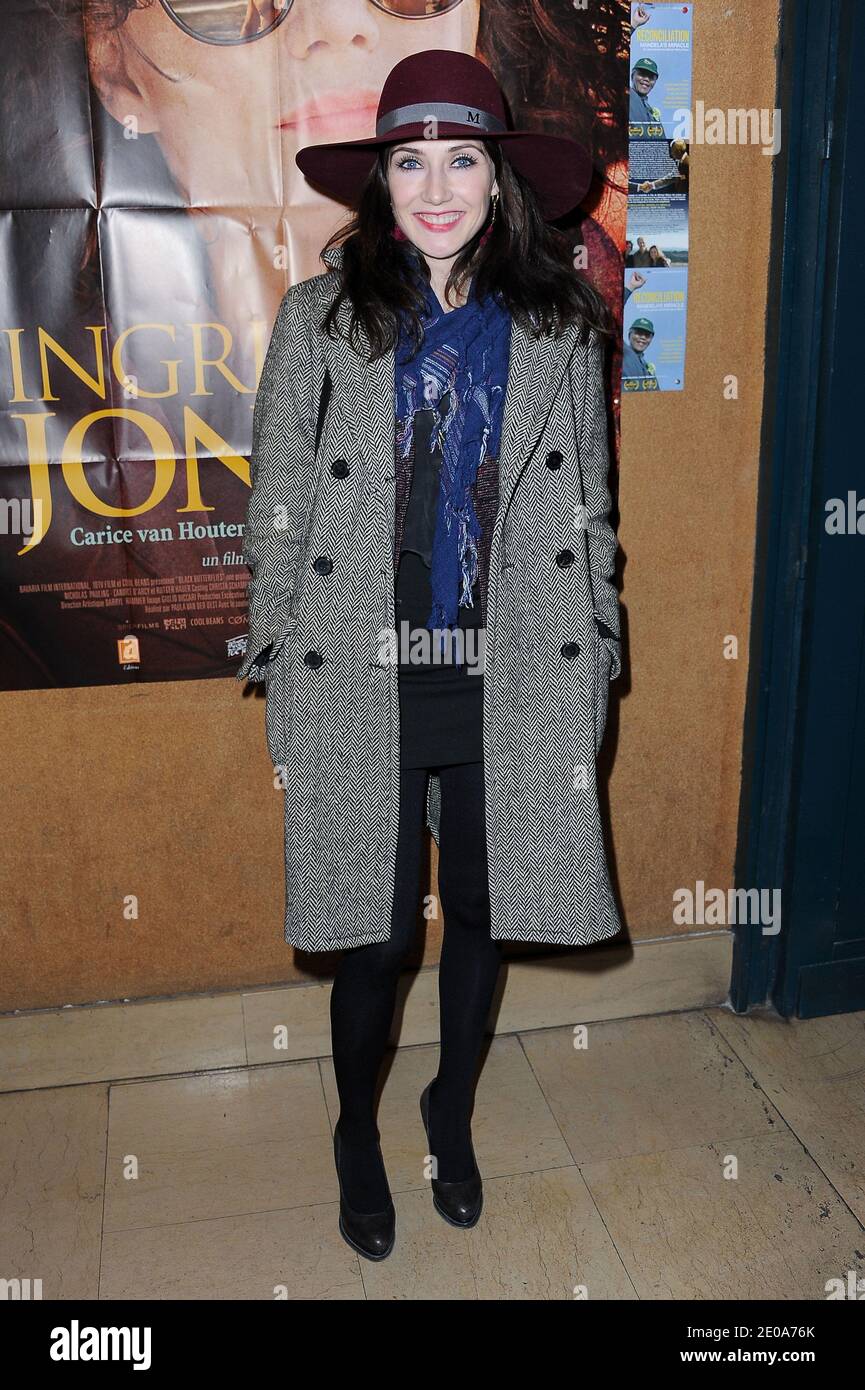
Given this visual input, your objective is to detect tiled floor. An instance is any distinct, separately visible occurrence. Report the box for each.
[2,1003,864,1299]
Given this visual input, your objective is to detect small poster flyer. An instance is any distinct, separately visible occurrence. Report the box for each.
[623,267,688,392]
[625,2,693,392]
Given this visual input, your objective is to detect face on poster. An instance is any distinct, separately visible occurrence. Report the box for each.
[0,0,630,689]
[83,0,629,324]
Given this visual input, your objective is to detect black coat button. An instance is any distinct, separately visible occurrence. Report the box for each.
[545,449,564,470]
[303,650,324,668]
[330,458,349,478]
[561,641,580,659]
[313,556,333,575]
[555,549,576,568]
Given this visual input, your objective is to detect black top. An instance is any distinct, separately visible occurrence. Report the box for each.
[395,398,484,768]
[395,396,483,665]
[399,397,443,567]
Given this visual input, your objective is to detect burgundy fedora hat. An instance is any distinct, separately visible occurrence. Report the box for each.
[295,49,593,222]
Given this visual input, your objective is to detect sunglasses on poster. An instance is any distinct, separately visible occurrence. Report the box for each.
[159,0,466,47]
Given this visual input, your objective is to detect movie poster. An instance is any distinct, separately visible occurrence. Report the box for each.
[624,1,693,391]
[0,0,630,690]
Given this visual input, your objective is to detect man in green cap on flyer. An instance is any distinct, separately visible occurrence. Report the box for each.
[630,57,662,124]
[623,317,657,381]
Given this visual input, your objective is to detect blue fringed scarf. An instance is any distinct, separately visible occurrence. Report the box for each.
[395,272,510,646]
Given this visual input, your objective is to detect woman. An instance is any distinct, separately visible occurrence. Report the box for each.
[237,50,624,1260]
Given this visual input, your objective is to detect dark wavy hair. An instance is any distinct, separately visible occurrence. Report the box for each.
[320,140,615,363]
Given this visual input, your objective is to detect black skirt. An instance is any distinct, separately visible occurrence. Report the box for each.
[395,549,484,769]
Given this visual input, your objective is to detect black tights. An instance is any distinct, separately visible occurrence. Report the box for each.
[330,761,504,1212]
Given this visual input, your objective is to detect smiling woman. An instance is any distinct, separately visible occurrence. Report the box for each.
[387,140,497,307]
[313,137,611,359]
[238,47,624,1262]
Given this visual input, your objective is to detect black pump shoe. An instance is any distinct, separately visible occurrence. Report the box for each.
[332,1125,396,1261]
[419,1081,483,1228]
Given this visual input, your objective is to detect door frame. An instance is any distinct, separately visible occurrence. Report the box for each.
[732,0,860,1014]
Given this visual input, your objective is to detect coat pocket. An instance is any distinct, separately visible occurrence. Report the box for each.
[264,642,294,772]
[594,636,613,755]
[236,598,298,683]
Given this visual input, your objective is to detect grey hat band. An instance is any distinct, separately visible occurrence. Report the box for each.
[376,101,507,137]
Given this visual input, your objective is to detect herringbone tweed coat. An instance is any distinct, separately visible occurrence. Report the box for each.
[237,244,623,951]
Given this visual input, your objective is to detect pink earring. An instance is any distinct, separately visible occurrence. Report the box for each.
[391,223,407,241]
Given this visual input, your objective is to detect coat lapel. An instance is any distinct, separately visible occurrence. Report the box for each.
[319,246,394,495]
[497,312,580,516]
